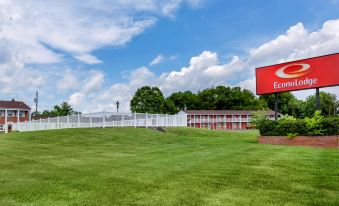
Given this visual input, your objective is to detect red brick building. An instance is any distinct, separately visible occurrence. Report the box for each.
[179,110,276,130]
[0,99,31,132]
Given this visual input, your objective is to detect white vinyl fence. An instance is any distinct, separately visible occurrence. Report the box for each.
[12,112,187,132]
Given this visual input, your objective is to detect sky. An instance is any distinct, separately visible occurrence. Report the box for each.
[0,0,339,113]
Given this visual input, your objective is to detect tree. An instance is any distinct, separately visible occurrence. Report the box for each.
[301,92,338,117]
[130,86,167,113]
[197,86,267,110]
[50,102,75,116]
[166,91,199,111]
[259,92,300,116]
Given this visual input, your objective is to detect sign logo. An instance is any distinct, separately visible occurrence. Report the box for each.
[275,63,311,79]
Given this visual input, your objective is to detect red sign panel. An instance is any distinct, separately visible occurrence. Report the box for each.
[256,53,339,95]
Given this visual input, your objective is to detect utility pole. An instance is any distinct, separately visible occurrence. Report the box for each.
[34,91,39,113]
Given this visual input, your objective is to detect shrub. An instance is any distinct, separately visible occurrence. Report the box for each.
[257,111,338,136]
[251,111,268,128]
[322,118,339,135]
[305,110,324,136]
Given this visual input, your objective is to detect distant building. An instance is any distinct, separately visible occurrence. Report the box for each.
[179,110,276,130]
[0,99,31,132]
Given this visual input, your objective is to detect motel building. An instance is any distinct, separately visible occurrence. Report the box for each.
[179,110,276,130]
[0,99,31,132]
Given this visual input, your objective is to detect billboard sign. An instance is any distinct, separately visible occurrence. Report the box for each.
[256,53,339,95]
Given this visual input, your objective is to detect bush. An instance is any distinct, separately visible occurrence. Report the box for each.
[305,110,324,136]
[257,111,339,136]
[322,118,339,135]
[250,111,268,128]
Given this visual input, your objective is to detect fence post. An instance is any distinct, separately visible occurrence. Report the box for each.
[134,112,137,128]
[67,115,70,128]
[78,113,81,128]
[165,114,168,127]
[145,113,148,129]
[103,111,105,128]
[57,116,60,129]
[122,114,124,127]
[47,117,50,129]
[39,118,42,130]
[175,114,178,127]
[90,113,92,128]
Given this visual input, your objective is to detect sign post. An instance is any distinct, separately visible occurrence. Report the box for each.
[316,88,320,110]
[274,93,279,120]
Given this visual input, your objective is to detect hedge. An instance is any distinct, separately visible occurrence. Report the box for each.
[258,118,339,136]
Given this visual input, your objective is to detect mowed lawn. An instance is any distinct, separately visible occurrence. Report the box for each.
[0,128,338,206]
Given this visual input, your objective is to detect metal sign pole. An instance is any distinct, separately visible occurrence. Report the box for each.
[316,88,320,110]
[274,93,279,120]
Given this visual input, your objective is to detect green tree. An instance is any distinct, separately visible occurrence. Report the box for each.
[51,102,75,116]
[166,91,199,111]
[301,92,337,117]
[130,86,167,113]
[259,92,300,116]
[197,86,267,110]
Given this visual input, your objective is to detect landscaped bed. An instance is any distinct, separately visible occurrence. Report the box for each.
[258,135,339,148]
[255,111,339,148]
[0,127,338,205]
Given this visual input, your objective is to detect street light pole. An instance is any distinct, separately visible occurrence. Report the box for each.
[116,101,120,113]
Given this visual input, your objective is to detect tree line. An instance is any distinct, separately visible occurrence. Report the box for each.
[130,85,338,118]
[32,102,80,118]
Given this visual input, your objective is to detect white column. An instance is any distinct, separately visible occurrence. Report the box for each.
[4,109,7,133]
[193,115,196,128]
[17,110,20,124]
[240,114,242,129]
[200,115,202,129]
[232,115,234,130]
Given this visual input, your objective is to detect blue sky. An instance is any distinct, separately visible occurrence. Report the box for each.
[0,0,339,112]
[95,0,337,79]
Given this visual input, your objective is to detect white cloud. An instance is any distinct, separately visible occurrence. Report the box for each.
[57,69,80,92]
[149,54,165,66]
[75,54,103,64]
[149,54,177,66]
[68,70,105,110]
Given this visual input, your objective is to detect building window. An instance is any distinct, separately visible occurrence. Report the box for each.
[7,111,15,117]
[0,111,4,117]
[0,125,3,131]
[19,111,26,117]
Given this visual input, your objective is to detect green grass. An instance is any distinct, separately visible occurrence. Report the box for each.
[0,128,338,206]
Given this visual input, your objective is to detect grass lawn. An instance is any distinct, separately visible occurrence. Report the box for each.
[0,128,338,206]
